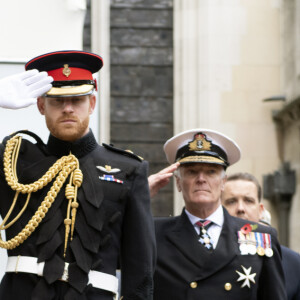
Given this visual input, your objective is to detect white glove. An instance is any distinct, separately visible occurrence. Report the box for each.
[0,69,53,109]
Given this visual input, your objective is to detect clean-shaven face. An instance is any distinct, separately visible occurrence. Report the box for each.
[176,163,226,215]
[222,179,263,222]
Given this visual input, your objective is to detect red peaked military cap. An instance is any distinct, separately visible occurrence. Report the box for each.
[25,50,103,97]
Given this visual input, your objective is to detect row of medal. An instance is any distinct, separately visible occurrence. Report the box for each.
[237,231,274,257]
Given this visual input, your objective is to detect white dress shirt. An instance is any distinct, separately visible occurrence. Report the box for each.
[185,204,224,249]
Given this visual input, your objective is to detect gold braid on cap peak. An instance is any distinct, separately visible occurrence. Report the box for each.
[0,135,83,257]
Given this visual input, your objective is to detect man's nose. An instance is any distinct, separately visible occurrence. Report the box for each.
[237,200,245,213]
[62,99,74,112]
[196,172,206,182]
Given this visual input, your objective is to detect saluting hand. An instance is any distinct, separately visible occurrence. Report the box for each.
[0,69,53,109]
[148,162,180,198]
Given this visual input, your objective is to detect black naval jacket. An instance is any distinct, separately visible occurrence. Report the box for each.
[153,207,287,300]
[0,130,156,300]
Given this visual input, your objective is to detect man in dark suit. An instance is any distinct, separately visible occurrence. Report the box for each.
[0,50,156,300]
[222,172,300,300]
[153,128,287,300]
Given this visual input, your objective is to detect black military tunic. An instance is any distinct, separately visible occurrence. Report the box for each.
[154,207,287,300]
[0,130,156,300]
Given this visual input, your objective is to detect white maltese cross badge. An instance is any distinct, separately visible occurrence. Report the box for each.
[236,265,256,288]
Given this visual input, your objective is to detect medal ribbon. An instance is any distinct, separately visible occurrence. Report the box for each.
[255,232,262,248]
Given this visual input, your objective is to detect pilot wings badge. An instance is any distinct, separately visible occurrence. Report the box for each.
[96,165,121,174]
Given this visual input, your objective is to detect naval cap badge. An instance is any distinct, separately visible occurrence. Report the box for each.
[188,132,212,152]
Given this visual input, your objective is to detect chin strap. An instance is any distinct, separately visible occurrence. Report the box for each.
[0,134,82,257]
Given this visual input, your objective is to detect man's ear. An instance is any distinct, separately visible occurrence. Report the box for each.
[89,94,96,114]
[259,203,265,220]
[37,97,45,115]
[220,174,227,192]
[175,175,182,192]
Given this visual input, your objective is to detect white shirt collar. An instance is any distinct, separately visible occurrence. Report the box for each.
[185,204,224,227]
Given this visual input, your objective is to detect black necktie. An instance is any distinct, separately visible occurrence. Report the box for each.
[196,220,214,250]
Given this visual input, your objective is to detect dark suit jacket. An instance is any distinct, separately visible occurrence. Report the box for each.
[282,245,300,300]
[154,206,287,300]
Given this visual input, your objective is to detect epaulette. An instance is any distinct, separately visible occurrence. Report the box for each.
[102,143,144,162]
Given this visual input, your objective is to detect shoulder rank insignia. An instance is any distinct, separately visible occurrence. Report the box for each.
[96,165,121,174]
[125,149,143,161]
[102,143,144,162]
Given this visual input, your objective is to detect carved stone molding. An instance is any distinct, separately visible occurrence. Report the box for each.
[273,96,300,128]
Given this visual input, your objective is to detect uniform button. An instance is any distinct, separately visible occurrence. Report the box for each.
[190,282,197,288]
[224,283,232,291]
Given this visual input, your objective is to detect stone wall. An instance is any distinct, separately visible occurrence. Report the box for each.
[110,0,174,216]
[84,0,174,216]
[83,0,91,52]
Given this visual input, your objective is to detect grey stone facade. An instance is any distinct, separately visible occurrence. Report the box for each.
[110,0,174,216]
[83,0,91,52]
[83,0,174,216]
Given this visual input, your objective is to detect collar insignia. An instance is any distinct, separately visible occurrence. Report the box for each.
[96,165,121,174]
[236,265,256,288]
[189,132,212,151]
[63,64,71,77]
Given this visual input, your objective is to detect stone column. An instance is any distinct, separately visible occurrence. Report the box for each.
[173,0,247,214]
[91,0,111,143]
[173,0,202,214]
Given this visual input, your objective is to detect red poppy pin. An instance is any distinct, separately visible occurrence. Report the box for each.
[240,223,258,234]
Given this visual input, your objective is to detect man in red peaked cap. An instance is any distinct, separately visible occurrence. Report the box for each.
[0,50,155,300]
[151,128,287,300]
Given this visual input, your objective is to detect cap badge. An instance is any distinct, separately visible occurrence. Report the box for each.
[63,64,71,77]
[189,133,212,151]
